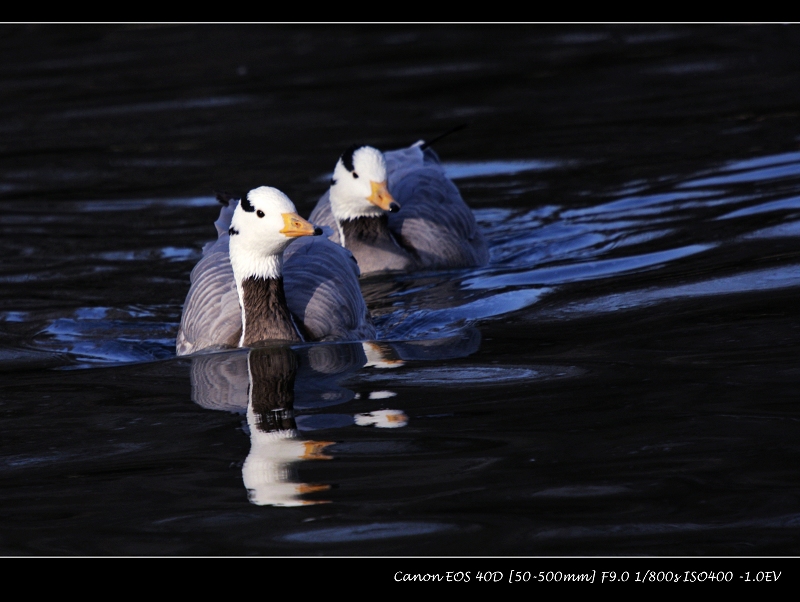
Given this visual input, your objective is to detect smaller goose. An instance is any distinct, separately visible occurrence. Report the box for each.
[309,141,489,276]
[176,186,375,355]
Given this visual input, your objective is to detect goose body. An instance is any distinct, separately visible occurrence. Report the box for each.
[309,142,489,276]
[176,187,375,356]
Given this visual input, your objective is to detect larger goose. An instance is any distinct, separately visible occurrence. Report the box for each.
[308,141,489,276]
[176,186,375,356]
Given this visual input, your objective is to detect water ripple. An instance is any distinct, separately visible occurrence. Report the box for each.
[444,159,566,180]
[280,521,459,543]
[537,265,800,319]
[465,244,712,289]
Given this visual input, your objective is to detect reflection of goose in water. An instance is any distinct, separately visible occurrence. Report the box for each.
[192,344,407,507]
[176,186,375,356]
[189,342,373,414]
[189,331,482,414]
[189,332,480,506]
[242,346,332,507]
[309,141,489,276]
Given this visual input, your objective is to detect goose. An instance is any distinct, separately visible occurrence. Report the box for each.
[176,186,375,355]
[308,140,489,276]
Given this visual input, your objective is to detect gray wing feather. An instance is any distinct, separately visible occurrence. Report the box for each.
[387,145,489,269]
[176,231,241,356]
[189,350,250,412]
[177,202,241,355]
[307,189,341,245]
[284,237,375,341]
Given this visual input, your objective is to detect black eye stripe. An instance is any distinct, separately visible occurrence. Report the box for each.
[341,143,365,172]
[241,195,255,212]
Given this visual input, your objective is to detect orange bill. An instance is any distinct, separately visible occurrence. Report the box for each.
[367,180,399,211]
[280,212,317,237]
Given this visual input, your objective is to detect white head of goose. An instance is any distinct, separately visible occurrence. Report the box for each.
[329,145,399,223]
[228,186,319,346]
[309,141,489,276]
[176,186,375,356]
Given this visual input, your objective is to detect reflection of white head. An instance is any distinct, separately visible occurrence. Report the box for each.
[242,420,331,506]
[242,428,304,507]
[329,145,397,221]
[362,342,405,369]
[355,409,408,429]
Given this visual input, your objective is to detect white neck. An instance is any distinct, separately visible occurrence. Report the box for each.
[231,249,283,282]
[329,193,385,223]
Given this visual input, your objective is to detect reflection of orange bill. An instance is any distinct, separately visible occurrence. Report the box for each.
[303,440,335,460]
[363,342,405,368]
[297,483,332,505]
[281,212,317,237]
[385,412,409,424]
[298,483,332,494]
[355,409,409,428]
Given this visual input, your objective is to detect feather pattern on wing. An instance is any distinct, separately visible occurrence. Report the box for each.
[176,203,241,356]
[283,235,375,341]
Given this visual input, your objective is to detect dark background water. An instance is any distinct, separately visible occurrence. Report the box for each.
[2,24,800,559]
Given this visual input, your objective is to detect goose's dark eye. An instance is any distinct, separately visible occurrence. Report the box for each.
[257,210,265,218]
[352,172,359,179]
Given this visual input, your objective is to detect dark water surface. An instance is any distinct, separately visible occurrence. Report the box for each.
[2,24,800,557]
